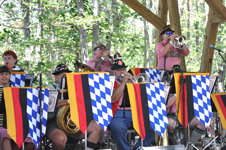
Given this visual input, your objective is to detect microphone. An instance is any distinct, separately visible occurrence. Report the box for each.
[209,44,224,53]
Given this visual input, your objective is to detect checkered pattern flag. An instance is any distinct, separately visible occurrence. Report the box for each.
[146,83,168,137]
[145,69,161,82]
[27,88,49,148]
[191,75,212,127]
[10,73,25,87]
[88,73,112,131]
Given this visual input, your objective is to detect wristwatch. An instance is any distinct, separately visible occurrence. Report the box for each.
[169,40,173,45]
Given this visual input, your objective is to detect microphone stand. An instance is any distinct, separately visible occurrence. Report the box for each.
[39,73,43,150]
[217,51,226,64]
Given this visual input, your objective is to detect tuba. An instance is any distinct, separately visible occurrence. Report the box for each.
[56,59,95,136]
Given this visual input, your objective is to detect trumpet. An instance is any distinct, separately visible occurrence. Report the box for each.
[174,35,186,46]
[120,73,149,83]
[169,35,187,49]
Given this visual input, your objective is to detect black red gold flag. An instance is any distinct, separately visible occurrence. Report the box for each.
[66,72,112,133]
[211,93,226,130]
[3,87,29,148]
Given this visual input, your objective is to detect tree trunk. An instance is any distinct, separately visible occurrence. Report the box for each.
[186,0,190,48]
[195,1,199,52]
[92,0,99,50]
[36,0,43,62]
[102,0,112,50]
[22,0,31,62]
[77,0,88,63]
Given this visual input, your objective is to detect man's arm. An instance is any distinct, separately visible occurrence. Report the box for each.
[166,95,176,109]
[111,73,131,103]
[57,99,69,107]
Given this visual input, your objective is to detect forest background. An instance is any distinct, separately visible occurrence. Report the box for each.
[0,0,226,90]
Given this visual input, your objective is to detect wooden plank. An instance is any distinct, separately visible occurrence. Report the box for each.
[120,0,166,30]
[211,14,226,23]
[200,9,219,73]
[154,0,168,67]
[205,0,226,20]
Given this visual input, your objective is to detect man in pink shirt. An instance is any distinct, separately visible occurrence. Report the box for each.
[157,26,205,148]
[156,25,189,71]
[86,41,113,72]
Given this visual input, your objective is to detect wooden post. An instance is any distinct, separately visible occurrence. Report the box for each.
[154,0,168,67]
[167,0,187,71]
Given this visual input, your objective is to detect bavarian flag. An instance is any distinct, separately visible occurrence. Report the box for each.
[3,87,49,148]
[127,82,168,139]
[66,72,112,133]
[129,68,160,82]
[210,93,226,130]
[174,73,212,128]
[10,71,25,87]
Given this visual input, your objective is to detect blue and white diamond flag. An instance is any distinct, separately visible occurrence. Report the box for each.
[191,75,212,127]
[27,88,49,148]
[10,73,25,87]
[146,82,168,137]
[88,73,112,132]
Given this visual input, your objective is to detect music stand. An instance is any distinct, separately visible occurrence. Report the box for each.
[25,74,34,87]
[170,72,210,149]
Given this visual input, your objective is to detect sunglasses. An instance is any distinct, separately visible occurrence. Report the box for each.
[165,32,174,35]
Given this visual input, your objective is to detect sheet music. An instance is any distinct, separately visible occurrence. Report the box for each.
[209,76,217,93]
[110,76,115,96]
[164,85,170,103]
[48,92,58,112]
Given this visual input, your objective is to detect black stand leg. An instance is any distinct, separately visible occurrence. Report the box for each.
[39,73,42,150]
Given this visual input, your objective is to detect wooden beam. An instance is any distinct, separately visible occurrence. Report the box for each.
[167,0,187,71]
[211,14,226,23]
[120,0,166,30]
[154,0,168,67]
[167,0,181,35]
[200,9,219,73]
[205,0,226,20]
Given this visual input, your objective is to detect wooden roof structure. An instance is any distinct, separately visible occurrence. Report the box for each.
[121,0,226,73]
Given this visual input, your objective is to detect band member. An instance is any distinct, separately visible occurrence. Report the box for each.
[3,50,23,71]
[46,64,102,150]
[86,41,113,72]
[109,59,155,150]
[156,26,205,148]
[156,25,189,71]
[0,66,36,150]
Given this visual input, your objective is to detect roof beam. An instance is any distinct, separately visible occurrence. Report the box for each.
[205,0,226,20]
[120,0,166,30]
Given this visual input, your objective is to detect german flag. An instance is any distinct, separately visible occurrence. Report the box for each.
[3,87,29,148]
[173,73,209,128]
[211,93,226,130]
[66,72,112,133]
[127,82,168,139]
[127,83,150,140]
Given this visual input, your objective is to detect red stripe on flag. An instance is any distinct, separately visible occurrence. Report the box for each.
[135,68,141,76]
[73,75,87,133]
[134,84,146,139]
[11,88,24,147]
[215,95,226,120]
[184,77,188,128]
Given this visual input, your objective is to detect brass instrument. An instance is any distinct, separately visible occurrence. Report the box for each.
[174,35,186,46]
[121,73,150,83]
[169,35,187,50]
[56,58,95,136]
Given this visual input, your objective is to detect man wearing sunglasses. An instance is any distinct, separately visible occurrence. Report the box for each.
[87,41,113,72]
[156,25,189,71]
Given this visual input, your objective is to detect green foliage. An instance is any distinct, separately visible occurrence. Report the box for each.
[1,0,226,88]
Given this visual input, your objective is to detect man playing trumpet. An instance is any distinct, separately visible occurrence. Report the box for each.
[156,25,189,71]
